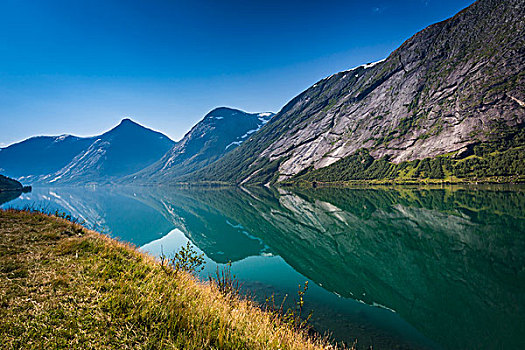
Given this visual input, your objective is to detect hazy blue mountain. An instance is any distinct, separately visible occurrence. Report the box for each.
[40,118,174,184]
[127,107,274,183]
[0,135,93,180]
[189,0,525,185]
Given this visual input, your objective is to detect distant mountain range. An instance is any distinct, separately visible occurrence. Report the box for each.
[0,108,274,185]
[0,119,175,184]
[1,0,523,186]
[41,119,175,184]
[0,135,93,180]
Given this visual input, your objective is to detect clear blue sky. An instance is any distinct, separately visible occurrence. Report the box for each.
[0,0,474,146]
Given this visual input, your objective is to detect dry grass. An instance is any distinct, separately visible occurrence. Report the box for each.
[0,209,335,349]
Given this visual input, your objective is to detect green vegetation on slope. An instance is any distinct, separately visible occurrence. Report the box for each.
[290,127,525,184]
[0,209,330,350]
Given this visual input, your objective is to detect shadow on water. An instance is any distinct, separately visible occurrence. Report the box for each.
[3,185,524,349]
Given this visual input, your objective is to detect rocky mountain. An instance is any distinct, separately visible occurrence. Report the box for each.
[40,119,174,184]
[0,135,93,180]
[190,0,525,185]
[127,107,274,183]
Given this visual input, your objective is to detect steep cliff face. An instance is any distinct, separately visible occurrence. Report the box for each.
[192,0,524,184]
[129,107,273,183]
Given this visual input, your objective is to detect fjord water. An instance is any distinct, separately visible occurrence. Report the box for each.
[2,186,524,349]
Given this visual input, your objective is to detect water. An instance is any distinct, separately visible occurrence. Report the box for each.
[2,185,524,349]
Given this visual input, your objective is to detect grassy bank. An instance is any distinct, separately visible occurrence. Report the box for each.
[0,209,331,349]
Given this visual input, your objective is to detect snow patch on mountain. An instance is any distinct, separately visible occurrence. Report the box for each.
[54,135,70,142]
[225,141,243,150]
[225,112,274,150]
[344,58,386,73]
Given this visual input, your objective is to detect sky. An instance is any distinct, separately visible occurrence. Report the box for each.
[0,0,475,147]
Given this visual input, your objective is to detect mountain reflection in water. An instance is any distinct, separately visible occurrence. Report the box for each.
[3,185,524,349]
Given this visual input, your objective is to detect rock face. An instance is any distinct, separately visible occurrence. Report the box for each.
[191,0,524,184]
[40,119,174,184]
[128,107,274,183]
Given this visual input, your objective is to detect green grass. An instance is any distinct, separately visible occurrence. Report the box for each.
[0,209,334,350]
[288,127,525,186]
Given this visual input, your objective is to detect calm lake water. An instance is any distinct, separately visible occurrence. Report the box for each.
[2,185,524,349]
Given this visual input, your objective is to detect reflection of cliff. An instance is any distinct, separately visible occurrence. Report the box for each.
[146,186,525,350]
[118,188,268,263]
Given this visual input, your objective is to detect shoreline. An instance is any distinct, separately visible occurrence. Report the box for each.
[0,209,333,350]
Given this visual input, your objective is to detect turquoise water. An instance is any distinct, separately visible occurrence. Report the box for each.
[2,185,524,349]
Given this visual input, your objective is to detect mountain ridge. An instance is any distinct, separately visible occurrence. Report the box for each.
[186,0,524,185]
[40,118,175,184]
[0,118,175,185]
[126,107,274,183]
[0,135,94,180]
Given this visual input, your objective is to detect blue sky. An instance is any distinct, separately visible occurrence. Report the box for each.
[0,0,474,146]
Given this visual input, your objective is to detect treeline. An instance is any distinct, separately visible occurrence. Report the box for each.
[0,174,23,191]
[293,127,525,183]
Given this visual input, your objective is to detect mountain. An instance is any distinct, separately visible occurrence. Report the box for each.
[0,135,93,180]
[189,0,525,185]
[127,107,274,183]
[40,119,174,184]
[0,174,32,206]
[0,174,23,191]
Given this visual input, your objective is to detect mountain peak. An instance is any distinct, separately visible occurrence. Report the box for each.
[208,107,239,114]
[205,107,243,119]
[204,108,275,121]
[109,118,146,133]
[119,118,139,126]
